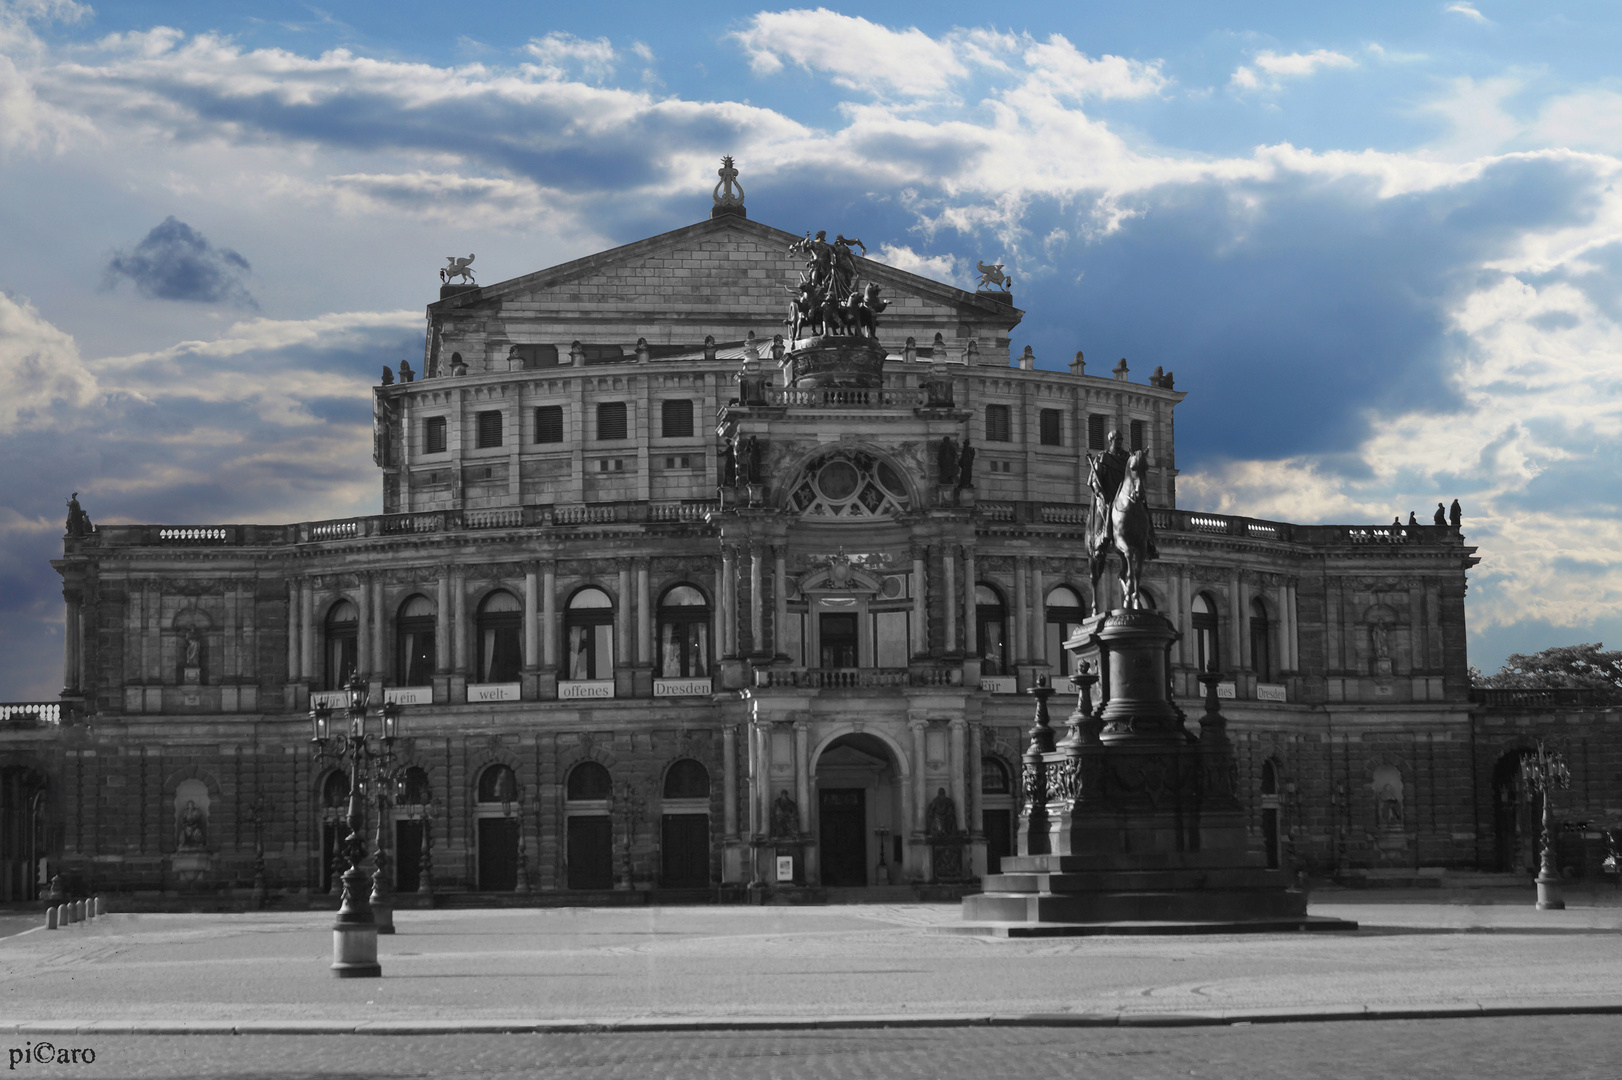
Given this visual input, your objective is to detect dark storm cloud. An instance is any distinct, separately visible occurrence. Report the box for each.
[103,217,257,307]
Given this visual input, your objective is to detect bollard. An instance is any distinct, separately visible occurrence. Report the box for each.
[73,900,83,923]
[45,907,57,930]
[86,897,95,920]
[95,896,104,917]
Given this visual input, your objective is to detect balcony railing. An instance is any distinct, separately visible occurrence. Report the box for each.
[768,387,928,408]
[0,703,61,725]
[1470,687,1600,708]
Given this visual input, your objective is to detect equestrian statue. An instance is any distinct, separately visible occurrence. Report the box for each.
[1086,429,1158,610]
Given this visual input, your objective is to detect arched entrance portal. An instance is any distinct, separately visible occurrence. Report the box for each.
[812,733,903,887]
[1493,749,1537,873]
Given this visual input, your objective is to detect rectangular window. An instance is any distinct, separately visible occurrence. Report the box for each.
[661,398,694,438]
[1131,419,1146,452]
[985,404,1011,442]
[424,416,447,454]
[597,402,628,441]
[1039,408,1063,446]
[476,410,502,449]
[534,405,564,444]
[1088,413,1107,451]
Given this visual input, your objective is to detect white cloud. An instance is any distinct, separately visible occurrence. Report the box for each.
[1231,49,1355,92]
[1020,35,1167,101]
[874,244,967,289]
[730,8,967,98]
[0,291,99,432]
[524,32,616,84]
[1445,3,1490,24]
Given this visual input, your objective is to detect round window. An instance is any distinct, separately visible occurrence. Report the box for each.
[816,460,861,501]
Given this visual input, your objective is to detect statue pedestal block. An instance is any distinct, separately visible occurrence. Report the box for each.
[960,609,1352,934]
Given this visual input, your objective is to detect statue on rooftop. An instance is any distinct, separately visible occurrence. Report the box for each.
[976,261,1011,292]
[65,492,92,538]
[1450,499,1462,528]
[785,230,884,340]
[712,155,746,217]
[440,254,475,285]
[380,365,394,385]
[1434,503,1446,525]
[399,359,414,383]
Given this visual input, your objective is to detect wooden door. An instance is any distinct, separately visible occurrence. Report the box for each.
[394,820,424,892]
[567,815,614,890]
[660,814,710,887]
[818,788,867,886]
[477,817,518,892]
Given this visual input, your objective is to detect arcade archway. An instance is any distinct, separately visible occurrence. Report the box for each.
[812,732,903,887]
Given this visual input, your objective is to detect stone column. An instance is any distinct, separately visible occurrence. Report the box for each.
[910,720,928,835]
[967,721,984,833]
[722,724,739,839]
[948,718,967,832]
[720,547,737,657]
[1013,557,1028,663]
[287,580,301,681]
[1237,574,1252,671]
[1275,582,1291,672]
[523,565,539,670]
[794,721,811,835]
[616,564,632,669]
[749,546,764,655]
[753,720,771,838]
[961,546,978,655]
[451,567,468,675]
[942,547,957,653]
[773,547,787,659]
[356,575,372,678]
[911,547,927,656]
[299,579,316,682]
[542,563,558,670]
[1178,566,1194,666]
[637,561,651,667]
[62,590,81,693]
[435,571,451,675]
[370,575,385,679]
[1227,571,1243,672]
[1030,562,1045,667]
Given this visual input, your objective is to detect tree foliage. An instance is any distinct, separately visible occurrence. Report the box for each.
[1471,643,1622,702]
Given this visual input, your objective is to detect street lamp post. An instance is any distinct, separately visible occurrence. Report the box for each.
[1520,740,1572,911]
[310,674,402,977]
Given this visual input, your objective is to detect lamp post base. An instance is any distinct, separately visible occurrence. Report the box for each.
[332,923,381,977]
[1535,874,1566,910]
[372,899,395,934]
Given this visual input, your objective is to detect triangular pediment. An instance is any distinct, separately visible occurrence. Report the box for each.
[427,214,1022,364]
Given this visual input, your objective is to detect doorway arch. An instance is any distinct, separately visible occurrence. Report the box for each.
[809,729,908,887]
[1492,748,1537,873]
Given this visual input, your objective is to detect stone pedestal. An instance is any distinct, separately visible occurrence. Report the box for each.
[961,610,1350,933]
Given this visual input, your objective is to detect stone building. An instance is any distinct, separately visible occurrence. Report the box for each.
[4,166,1615,905]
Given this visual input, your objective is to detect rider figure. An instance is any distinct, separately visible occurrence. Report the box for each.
[1088,429,1130,533]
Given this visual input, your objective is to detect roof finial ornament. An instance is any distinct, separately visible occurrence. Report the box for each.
[712,155,746,219]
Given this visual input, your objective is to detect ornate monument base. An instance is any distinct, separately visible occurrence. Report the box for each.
[960,610,1355,935]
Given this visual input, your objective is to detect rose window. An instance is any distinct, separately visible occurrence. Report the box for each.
[788,451,912,518]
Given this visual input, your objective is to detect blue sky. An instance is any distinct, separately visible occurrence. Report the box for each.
[3,0,1622,697]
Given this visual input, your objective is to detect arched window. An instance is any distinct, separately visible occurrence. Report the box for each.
[324,600,359,690]
[397,595,436,686]
[976,584,1008,676]
[566,587,615,681]
[1044,585,1087,677]
[1192,592,1219,675]
[476,763,518,805]
[1250,597,1273,681]
[397,766,432,806]
[657,585,710,679]
[663,759,710,800]
[981,756,1011,795]
[567,761,613,801]
[476,591,522,683]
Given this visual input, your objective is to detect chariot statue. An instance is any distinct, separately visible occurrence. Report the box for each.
[784,231,887,340]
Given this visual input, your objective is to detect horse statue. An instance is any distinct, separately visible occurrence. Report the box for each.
[784,280,818,340]
[976,261,1011,292]
[440,254,476,284]
[1109,451,1158,610]
[842,283,886,338]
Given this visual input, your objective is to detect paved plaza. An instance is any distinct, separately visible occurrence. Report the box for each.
[1,888,1620,1078]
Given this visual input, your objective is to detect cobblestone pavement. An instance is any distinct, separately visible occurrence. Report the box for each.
[3,895,1621,1026]
[1,1018,1618,1079]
